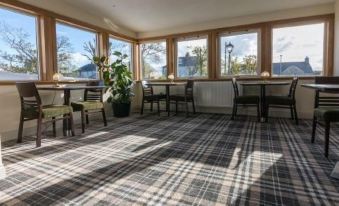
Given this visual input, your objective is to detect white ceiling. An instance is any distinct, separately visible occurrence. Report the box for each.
[61,0,334,36]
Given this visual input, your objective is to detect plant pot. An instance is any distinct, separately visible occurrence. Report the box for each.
[112,102,131,118]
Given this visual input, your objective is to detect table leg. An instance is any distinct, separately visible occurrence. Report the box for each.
[260,85,266,122]
[166,86,170,116]
[63,90,71,135]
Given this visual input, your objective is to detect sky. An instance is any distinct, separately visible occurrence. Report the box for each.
[56,23,96,68]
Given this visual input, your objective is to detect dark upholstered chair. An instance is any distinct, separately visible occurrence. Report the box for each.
[16,82,75,147]
[71,81,107,133]
[312,77,339,158]
[231,78,260,121]
[140,81,166,115]
[170,80,196,117]
[265,77,299,124]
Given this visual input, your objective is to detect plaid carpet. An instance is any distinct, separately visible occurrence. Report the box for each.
[1,114,339,205]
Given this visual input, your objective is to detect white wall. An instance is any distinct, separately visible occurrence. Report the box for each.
[136,79,316,119]
[138,3,334,38]
[16,0,136,38]
[334,0,339,75]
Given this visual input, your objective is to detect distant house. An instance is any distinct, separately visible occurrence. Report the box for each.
[76,64,97,79]
[177,56,198,77]
[272,57,314,76]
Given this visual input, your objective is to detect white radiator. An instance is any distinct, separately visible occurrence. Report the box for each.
[194,81,234,108]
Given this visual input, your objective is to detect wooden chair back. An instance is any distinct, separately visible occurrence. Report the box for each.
[288,77,299,100]
[185,80,194,97]
[85,81,103,102]
[231,78,239,97]
[16,82,42,107]
[141,80,153,96]
[315,77,339,108]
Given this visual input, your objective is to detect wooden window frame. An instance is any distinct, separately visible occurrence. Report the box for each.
[174,34,210,80]
[108,35,135,78]
[0,4,42,81]
[138,39,168,80]
[216,29,262,78]
[269,17,334,77]
[0,0,137,85]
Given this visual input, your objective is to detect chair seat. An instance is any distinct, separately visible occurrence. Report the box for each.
[314,107,339,122]
[71,101,104,111]
[235,95,260,104]
[144,94,166,101]
[42,105,73,118]
[266,96,294,105]
[170,94,193,101]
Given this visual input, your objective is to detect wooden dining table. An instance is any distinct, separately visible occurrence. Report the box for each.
[240,81,290,121]
[301,83,339,179]
[146,82,187,116]
[37,84,107,134]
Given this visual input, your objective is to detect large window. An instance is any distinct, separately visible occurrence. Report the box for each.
[140,41,167,80]
[219,31,259,76]
[109,37,133,73]
[272,22,325,76]
[0,7,39,80]
[56,22,98,80]
[176,36,208,78]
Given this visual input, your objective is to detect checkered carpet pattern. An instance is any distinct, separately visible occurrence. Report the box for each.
[1,114,339,205]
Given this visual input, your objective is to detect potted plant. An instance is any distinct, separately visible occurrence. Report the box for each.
[93,52,134,117]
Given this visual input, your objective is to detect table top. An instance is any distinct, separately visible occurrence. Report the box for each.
[240,81,289,86]
[146,82,187,86]
[37,85,107,91]
[301,84,339,91]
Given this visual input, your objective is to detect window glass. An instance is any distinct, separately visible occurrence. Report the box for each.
[140,41,167,80]
[272,23,324,76]
[220,31,259,76]
[109,37,133,73]
[0,7,39,80]
[56,22,98,80]
[177,36,208,78]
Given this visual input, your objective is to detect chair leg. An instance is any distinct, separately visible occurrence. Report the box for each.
[36,116,42,147]
[86,111,89,124]
[52,117,56,137]
[231,102,237,120]
[63,115,67,137]
[192,99,196,114]
[265,104,269,123]
[69,112,75,137]
[185,101,189,117]
[175,100,178,114]
[150,101,153,112]
[102,108,107,126]
[17,113,24,143]
[293,105,299,125]
[311,116,317,143]
[290,105,295,120]
[157,101,160,116]
[81,110,85,133]
[324,121,330,158]
[140,100,144,115]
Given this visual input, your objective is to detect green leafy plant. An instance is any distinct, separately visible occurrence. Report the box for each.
[93,51,134,103]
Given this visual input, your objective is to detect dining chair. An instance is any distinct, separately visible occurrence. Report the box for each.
[312,77,339,158]
[140,80,166,115]
[71,81,107,133]
[170,80,196,117]
[265,77,299,124]
[231,78,260,121]
[16,82,75,147]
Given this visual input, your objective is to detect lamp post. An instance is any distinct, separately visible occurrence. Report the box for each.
[225,42,234,75]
